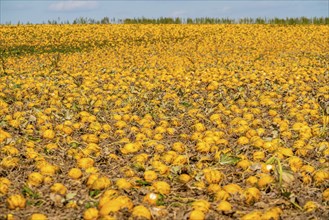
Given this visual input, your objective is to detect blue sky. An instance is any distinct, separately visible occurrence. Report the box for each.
[1,0,328,24]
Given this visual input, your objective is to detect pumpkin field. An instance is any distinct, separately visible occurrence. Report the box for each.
[0,24,328,219]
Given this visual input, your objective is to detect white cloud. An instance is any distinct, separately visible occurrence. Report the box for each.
[48,1,98,12]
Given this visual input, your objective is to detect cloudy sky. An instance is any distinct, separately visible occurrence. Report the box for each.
[1,0,328,24]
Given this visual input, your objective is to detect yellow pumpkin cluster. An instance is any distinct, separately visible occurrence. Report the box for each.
[0,23,328,219]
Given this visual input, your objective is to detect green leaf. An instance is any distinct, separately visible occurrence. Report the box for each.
[219,153,241,165]
[281,190,291,198]
[135,180,151,186]
[89,190,101,198]
[66,192,77,200]
[180,102,192,107]
[85,201,98,209]
[171,165,181,174]
[27,136,41,141]
[132,163,145,172]
[13,84,21,89]
[156,194,165,206]
[70,141,80,148]
[22,186,39,199]
[266,156,276,165]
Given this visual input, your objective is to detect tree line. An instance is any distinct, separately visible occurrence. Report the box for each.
[5,16,329,25]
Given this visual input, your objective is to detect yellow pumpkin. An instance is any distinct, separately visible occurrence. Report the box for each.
[29,214,48,220]
[7,194,26,210]
[132,205,151,219]
[83,208,99,220]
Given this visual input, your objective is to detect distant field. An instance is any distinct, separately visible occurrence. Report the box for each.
[0,24,328,220]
